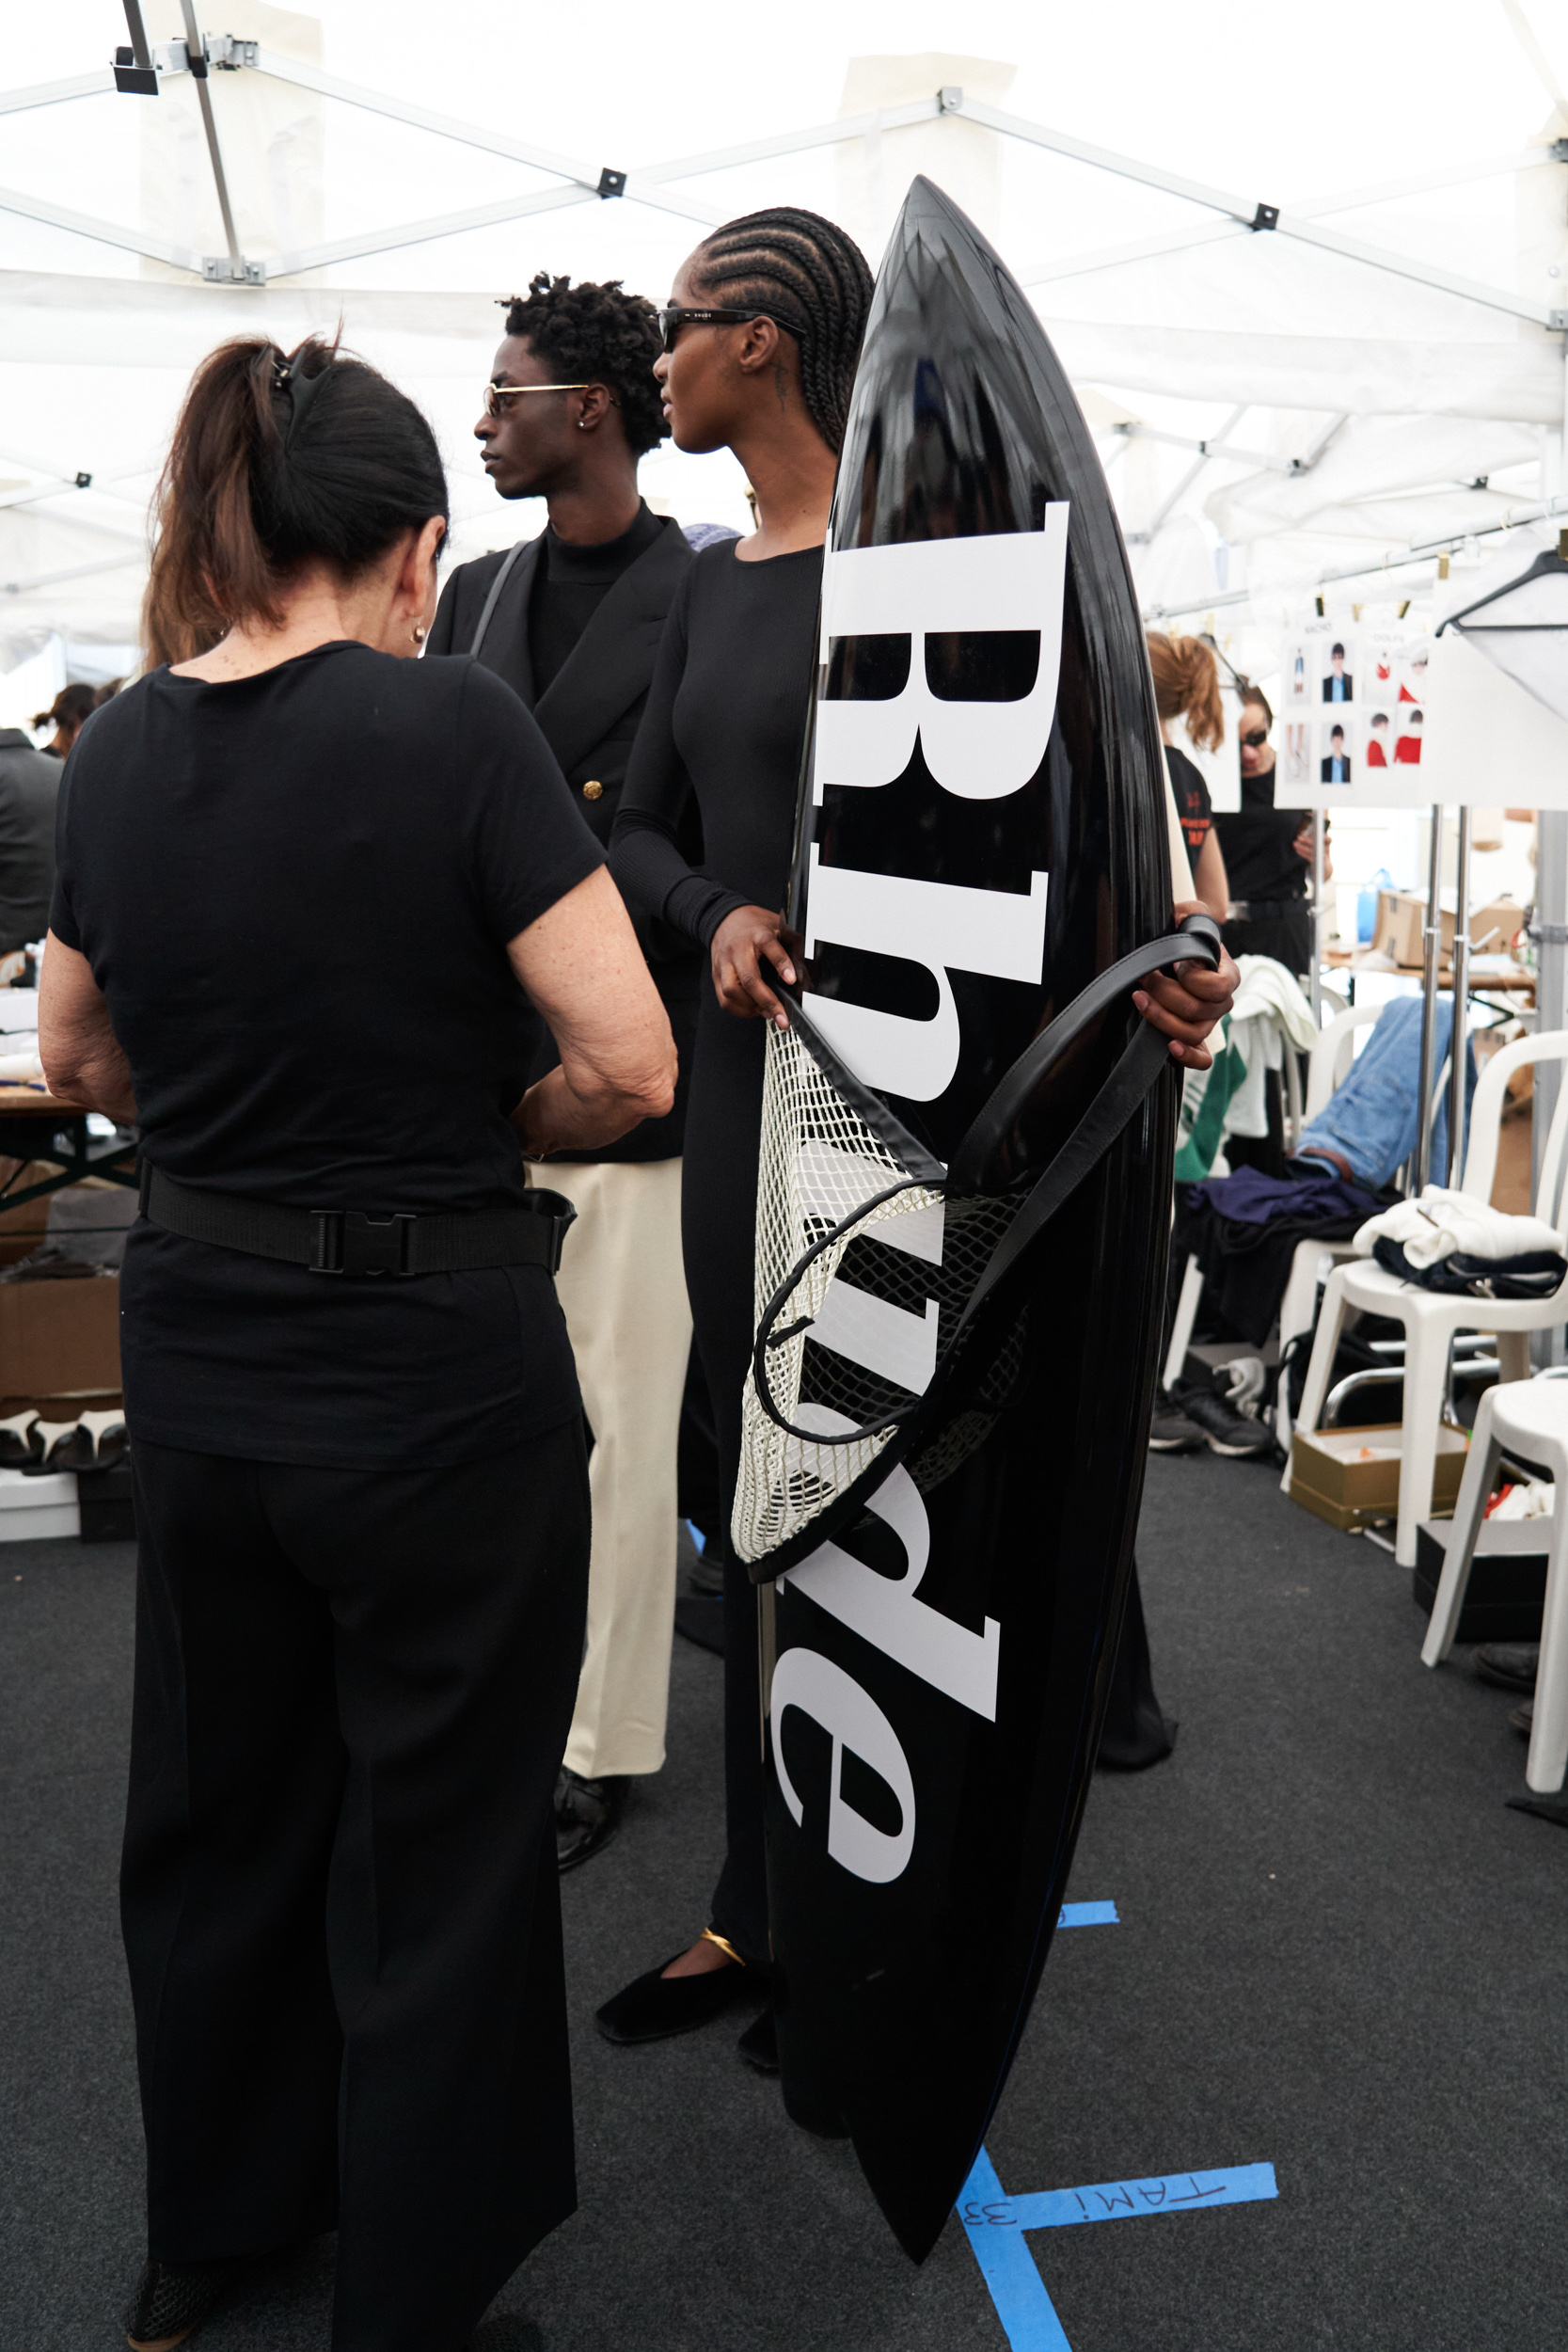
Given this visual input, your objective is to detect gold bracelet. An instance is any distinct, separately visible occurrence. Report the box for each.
[700,1927,746,1967]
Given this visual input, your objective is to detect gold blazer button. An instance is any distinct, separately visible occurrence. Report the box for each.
[582,779,603,801]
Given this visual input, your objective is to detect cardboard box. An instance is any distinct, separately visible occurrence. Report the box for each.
[1413,1516,1546,1644]
[1290,1421,1468,1532]
[0,1272,120,1402]
[1467,897,1526,956]
[1372,890,1454,970]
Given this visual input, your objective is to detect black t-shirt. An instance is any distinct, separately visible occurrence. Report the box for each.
[51,643,604,1469]
[527,501,666,698]
[1164,743,1212,858]
[1212,766,1309,903]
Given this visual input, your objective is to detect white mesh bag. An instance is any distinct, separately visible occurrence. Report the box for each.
[733,919,1224,1576]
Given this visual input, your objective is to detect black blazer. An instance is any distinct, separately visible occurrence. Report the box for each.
[0,729,60,954]
[427,515,699,1162]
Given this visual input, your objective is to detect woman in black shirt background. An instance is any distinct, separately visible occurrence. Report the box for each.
[1212,686,1332,978]
[40,338,675,2352]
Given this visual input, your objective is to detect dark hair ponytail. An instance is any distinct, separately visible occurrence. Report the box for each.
[143,336,449,666]
[691,207,873,454]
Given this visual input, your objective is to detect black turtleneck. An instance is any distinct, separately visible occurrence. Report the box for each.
[526,499,666,696]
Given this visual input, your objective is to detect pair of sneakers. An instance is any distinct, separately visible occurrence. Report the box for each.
[1150,1363,1273,1459]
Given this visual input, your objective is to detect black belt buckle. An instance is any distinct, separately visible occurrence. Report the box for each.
[311,1208,417,1278]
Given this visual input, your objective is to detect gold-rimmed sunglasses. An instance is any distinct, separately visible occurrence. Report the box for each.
[483,380,620,419]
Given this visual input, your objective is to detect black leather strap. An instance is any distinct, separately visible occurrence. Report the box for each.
[752,914,1222,1448]
[138,1164,575,1278]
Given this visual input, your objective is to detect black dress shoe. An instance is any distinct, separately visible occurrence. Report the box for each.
[1476,1642,1540,1693]
[1510,1697,1534,1736]
[736,2005,779,2075]
[123,2257,237,2349]
[554,1769,626,1872]
[673,1594,725,1655]
[595,1953,752,2044]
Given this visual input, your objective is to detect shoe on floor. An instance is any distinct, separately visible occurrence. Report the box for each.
[554,1768,626,1873]
[737,2005,779,2075]
[1148,1403,1206,1453]
[123,2256,237,2349]
[1171,1381,1274,1459]
[1476,1642,1539,1693]
[595,1950,752,2044]
[1510,1697,1535,1736]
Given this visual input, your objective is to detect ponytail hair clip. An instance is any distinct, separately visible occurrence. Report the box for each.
[273,343,327,447]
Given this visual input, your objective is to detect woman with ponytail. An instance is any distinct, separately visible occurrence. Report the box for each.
[1148,630,1229,921]
[40,336,675,2352]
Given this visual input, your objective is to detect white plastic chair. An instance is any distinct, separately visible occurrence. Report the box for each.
[1294,1031,1568,1567]
[1422,1378,1568,1795]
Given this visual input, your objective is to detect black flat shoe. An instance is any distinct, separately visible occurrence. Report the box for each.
[123,2257,237,2349]
[554,1768,626,1873]
[736,2005,779,2075]
[595,1952,751,2044]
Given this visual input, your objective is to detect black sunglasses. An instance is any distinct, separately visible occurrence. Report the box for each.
[1241,726,1271,748]
[656,304,808,354]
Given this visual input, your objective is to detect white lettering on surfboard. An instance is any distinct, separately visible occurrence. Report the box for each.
[813,516,1069,803]
[780,1438,1000,1722]
[775,516,1072,1885]
[769,1645,917,1884]
[802,850,1049,1101]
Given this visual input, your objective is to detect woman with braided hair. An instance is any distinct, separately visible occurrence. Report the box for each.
[600,206,873,2067]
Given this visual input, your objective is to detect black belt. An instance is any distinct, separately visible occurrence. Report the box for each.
[1226,898,1308,921]
[138,1164,576,1279]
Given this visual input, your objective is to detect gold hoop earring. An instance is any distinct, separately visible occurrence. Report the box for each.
[412,624,426,644]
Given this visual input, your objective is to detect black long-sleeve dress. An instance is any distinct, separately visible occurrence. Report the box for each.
[611,540,822,1963]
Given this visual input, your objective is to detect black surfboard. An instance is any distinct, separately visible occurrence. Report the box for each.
[752,178,1177,2261]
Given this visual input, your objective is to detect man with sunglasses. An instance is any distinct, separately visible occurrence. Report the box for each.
[428,274,726,1873]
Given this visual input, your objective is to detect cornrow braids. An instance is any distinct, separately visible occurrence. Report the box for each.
[689,207,873,454]
[501,274,668,456]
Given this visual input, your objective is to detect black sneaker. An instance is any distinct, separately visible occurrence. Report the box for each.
[1174,1382,1274,1459]
[123,2257,237,2349]
[1148,1404,1206,1453]
[554,1769,626,1872]
[1476,1642,1539,1693]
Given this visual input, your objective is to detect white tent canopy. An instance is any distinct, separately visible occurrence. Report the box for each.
[2,1,1566,693]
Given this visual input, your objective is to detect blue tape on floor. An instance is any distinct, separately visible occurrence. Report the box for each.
[958,2152,1278,2348]
[959,2150,1074,2352]
[1009,2163,1278,2232]
[1056,1900,1119,1929]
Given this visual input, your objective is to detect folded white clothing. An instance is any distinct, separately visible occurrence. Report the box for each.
[1354,1184,1563,1267]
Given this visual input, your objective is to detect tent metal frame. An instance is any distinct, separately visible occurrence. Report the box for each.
[0,13,1562,328]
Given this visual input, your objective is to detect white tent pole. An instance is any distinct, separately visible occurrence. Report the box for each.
[958,94,1560,328]
[0,183,196,272]
[1142,490,1568,620]
[273,183,601,279]
[1,553,145,596]
[627,98,943,187]
[1414,806,1445,1193]
[0,72,115,117]
[1020,146,1560,292]
[1129,407,1248,545]
[249,50,602,190]
[1117,421,1294,477]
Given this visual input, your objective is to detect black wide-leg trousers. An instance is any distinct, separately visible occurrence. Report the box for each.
[122,1422,590,2352]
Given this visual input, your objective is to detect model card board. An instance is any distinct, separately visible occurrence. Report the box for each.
[742,178,1180,2261]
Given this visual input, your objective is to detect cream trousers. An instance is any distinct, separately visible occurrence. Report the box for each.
[546,1157,691,1780]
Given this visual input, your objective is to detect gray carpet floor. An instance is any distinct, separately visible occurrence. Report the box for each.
[4,1450,1566,2351]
